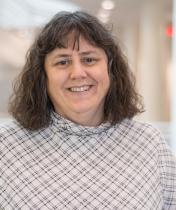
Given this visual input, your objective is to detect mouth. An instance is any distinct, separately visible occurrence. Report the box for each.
[68,85,93,92]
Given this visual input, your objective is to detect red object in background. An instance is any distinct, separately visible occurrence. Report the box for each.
[165,25,174,37]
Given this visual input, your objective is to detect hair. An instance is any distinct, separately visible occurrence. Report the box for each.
[9,11,143,130]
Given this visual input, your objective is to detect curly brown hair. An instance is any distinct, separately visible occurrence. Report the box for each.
[9,11,143,130]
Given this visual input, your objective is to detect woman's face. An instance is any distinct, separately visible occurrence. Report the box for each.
[44,35,110,126]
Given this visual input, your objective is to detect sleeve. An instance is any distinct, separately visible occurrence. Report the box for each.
[157,132,176,209]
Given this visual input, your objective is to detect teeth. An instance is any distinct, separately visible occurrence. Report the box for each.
[70,85,90,92]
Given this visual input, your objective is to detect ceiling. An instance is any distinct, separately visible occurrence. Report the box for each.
[69,0,173,26]
[0,0,173,29]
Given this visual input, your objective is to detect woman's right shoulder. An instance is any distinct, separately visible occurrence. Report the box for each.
[0,118,20,133]
[0,118,52,145]
[0,119,28,143]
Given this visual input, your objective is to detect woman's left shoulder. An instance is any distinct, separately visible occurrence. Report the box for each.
[116,118,168,149]
[118,118,162,138]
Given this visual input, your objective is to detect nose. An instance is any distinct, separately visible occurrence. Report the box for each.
[69,61,87,80]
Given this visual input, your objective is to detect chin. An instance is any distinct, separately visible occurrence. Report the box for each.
[71,106,93,114]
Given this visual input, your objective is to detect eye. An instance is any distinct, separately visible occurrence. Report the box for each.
[82,57,98,65]
[54,58,71,68]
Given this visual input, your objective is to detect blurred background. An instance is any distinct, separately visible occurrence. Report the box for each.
[0,0,176,150]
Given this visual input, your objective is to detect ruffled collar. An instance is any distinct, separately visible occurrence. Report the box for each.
[51,111,111,136]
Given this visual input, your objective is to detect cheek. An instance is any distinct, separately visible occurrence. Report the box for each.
[102,70,110,94]
[46,74,68,101]
[98,66,110,87]
[104,76,110,93]
[47,74,61,87]
[46,79,53,100]
[46,75,59,98]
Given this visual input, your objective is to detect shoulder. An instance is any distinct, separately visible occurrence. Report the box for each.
[0,119,27,160]
[113,118,168,154]
[0,118,21,135]
[0,119,28,139]
[0,119,29,149]
[117,118,162,141]
[0,118,52,161]
[0,118,51,145]
[119,120,176,207]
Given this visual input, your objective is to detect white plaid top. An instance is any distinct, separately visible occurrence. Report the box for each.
[1,112,176,210]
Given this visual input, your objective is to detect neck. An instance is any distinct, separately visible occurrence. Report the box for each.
[56,110,104,127]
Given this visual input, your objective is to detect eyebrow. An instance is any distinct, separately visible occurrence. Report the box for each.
[78,51,97,56]
[53,51,98,59]
[54,54,70,58]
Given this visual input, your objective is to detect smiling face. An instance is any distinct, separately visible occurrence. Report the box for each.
[44,35,110,126]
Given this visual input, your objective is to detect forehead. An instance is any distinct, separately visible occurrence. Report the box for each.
[45,36,107,61]
[55,34,105,55]
[45,32,107,59]
[67,35,93,50]
[62,33,91,50]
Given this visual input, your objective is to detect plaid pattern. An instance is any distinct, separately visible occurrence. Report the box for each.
[1,112,176,210]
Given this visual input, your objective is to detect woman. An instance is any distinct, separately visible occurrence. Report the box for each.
[0,11,176,209]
